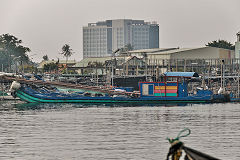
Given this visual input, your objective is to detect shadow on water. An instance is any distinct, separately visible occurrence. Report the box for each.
[12,102,193,111]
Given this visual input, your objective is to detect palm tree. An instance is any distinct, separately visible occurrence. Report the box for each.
[42,55,49,61]
[60,44,73,74]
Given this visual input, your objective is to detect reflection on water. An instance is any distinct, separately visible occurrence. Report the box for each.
[0,101,240,159]
[11,102,191,111]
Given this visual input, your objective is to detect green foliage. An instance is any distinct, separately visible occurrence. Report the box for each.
[59,44,74,74]
[206,40,235,50]
[43,62,58,72]
[0,33,31,72]
[125,43,134,51]
[61,69,77,74]
[60,44,73,59]
[119,43,134,53]
[0,51,8,71]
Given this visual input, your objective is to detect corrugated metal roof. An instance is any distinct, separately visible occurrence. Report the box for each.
[126,47,213,56]
[164,72,199,77]
[149,47,208,55]
[73,56,138,67]
[128,48,178,53]
[73,57,112,67]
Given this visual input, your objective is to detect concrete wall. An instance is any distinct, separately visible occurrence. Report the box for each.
[147,54,170,65]
[219,48,234,59]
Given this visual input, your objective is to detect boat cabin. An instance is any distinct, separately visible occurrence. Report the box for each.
[139,72,199,98]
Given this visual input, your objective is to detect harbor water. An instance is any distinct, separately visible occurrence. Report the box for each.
[0,102,240,159]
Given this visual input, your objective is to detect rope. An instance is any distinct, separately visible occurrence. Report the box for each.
[167,128,191,144]
[166,128,191,160]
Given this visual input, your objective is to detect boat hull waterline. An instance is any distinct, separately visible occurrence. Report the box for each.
[16,90,219,104]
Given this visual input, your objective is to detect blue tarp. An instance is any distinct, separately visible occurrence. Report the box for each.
[164,72,199,77]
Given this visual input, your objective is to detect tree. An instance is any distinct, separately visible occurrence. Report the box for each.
[0,50,8,72]
[43,55,49,61]
[119,43,134,54]
[60,44,73,74]
[206,40,235,50]
[0,33,31,72]
[119,43,133,54]
[125,43,134,51]
[43,62,58,73]
[43,63,50,72]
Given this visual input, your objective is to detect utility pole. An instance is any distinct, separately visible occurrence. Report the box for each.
[222,59,225,92]
[238,69,239,98]
[111,49,120,87]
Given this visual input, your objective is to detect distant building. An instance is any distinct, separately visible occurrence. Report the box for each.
[83,19,159,58]
[72,46,236,77]
[235,32,240,59]
[127,47,235,73]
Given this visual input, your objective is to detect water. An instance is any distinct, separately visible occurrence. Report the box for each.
[0,102,240,160]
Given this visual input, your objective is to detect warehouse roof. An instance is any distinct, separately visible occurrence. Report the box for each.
[73,56,135,68]
[128,48,178,54]
[148,47,208,55]
[73,57,112,67]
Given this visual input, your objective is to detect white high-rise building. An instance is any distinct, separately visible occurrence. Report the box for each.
[83,19,159,58]
[235,32,240,59]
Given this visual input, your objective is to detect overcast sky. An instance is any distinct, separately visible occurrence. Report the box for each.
[0,0,239,62]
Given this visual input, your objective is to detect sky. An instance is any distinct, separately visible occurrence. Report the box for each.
[0,0,239,62]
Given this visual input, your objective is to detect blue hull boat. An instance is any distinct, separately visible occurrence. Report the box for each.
[11,72,230,104]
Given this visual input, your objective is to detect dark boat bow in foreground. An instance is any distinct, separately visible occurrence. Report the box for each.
[166,128,220,160]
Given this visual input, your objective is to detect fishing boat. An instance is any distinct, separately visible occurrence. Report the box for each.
[10,72,230,104]
[166,128,220,160]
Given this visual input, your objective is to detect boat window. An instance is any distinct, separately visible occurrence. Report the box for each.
[167,77,177,82]
[178,78,183,83]
[142,84,154,96]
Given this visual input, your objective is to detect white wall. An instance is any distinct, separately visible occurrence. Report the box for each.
[170,47,234,59]
[235,42,240,59]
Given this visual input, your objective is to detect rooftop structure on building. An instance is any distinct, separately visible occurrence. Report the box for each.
[235,31,240,58]
[83,19,159,58]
